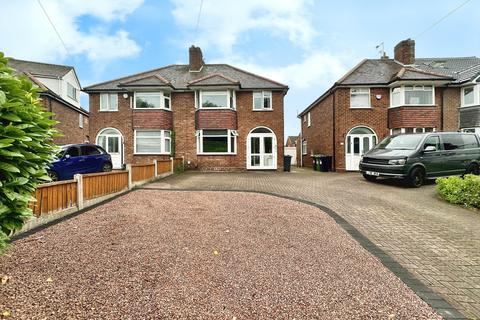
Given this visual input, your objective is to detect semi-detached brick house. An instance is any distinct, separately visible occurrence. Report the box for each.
[298,39,480,172]
[83,46,288,170]
[8,59,89,145]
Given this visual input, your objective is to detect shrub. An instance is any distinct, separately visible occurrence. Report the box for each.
[0,53,58,252]
[436,174,480,209]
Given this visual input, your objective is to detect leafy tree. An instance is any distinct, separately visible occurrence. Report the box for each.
[0,53,58,252]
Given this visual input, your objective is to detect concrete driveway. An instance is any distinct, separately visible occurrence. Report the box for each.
[148,167,480,319]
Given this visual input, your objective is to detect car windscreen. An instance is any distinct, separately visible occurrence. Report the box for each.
[376,134,425,150]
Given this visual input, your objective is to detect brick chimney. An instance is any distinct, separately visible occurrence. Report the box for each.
[394,39,415,65]
[189,45,204,72]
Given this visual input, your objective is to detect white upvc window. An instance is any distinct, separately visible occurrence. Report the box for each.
[67,83,77,101]
[100,93,118,111]
[461,85,479,107]
[350,88,371,108]
[135,91,171,110]
[390,127,435,134]
[253,91,272,110]
[196,129,237,154]
[79,114,84,128]
[199,90,235,109]
[307,112,311,127]
[390,85,434,107]
[134,130,171,154]
[302,140,307,155]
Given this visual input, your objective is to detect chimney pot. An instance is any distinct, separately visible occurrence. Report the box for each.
[394,39,415,65]
[189,45,204,72]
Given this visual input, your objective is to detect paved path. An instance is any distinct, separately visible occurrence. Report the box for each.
[148,168,480,319]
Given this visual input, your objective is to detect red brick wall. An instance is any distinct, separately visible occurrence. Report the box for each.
[443,87,460,131]
[388,106,440,129]
[133,110,173,129]
[196,109,237,129]
[42,96,89,145]
[89,90,285,170]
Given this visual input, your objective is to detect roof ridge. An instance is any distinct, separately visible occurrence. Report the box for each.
[187,73,239,85]
[120,73,171,85]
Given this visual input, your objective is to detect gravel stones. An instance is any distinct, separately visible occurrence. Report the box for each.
[0,191,441,319]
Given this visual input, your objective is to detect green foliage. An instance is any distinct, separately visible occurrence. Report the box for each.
[170,130,176,157]
[174,162,185,174]
[0,53,58,249]
[436,174,480,209]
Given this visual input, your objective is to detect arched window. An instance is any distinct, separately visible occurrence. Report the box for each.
[349,127,375,135]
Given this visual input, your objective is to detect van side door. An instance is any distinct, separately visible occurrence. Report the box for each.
[420,135,444,177]
[439,134,467,175]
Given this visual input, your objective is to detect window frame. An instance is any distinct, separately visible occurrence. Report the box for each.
[390,127,436,135]
[196,129,237,155]
[133,129,171,155]
[252,91,273,111]
[79,113,84,128]
[350,88,371,109]
[99,93,118,112]
[307,112,311,127]
[134,91,172,110]
[199,90,235,110]
[461,85,478,107]
[302,140,307,155]
[67,83,77,101]
[390,85,435,108]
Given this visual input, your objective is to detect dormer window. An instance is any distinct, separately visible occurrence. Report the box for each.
[67,83,77,101]
[199,90,235,109]
[390,85,434,108]
[134,91,171,110]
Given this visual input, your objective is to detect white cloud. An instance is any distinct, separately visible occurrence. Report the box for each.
[171,0,317,54]
[0,0,143,63]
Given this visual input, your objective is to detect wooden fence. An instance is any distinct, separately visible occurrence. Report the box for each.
[157,160,172,175]
[83,171,129,200]
[131,163,156,182]
[29,180,77,216]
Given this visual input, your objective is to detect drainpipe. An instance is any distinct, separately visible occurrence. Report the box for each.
[440,87,444,131]
[299,114,303,167]
[332,90,336,172]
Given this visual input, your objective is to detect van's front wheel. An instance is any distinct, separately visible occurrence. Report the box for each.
[407,167,425,188]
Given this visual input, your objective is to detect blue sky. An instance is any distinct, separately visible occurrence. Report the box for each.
[1,0,479,138]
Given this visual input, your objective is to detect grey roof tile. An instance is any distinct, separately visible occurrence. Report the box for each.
[84,64,288,91]
[414,57,480,83]
[7,58,72,78]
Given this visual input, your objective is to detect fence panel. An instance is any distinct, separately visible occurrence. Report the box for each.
[132,164,155,182]
[157,160,171,175]
[29,180,77,216]
[83,171,129,200]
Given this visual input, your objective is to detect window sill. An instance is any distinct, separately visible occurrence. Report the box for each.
[99,110,119,112]
[198,107,236,111]
[134,153,171,155]
[252,109,273,112]
[460,104,480,108]
[350,107,372,109]
[197,153,237,156]
[133,108,172,112]
[389,105,436,109]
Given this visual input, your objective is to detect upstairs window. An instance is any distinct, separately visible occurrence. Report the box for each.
[462,86,475,107]
[135,92,161,109]
[253,91,272,110]
[307,112,311,127]
[67,83,77,100]
[100,93,118,111]
[199,90,235,109]
[391,86,434,107]
[350,88,370,108]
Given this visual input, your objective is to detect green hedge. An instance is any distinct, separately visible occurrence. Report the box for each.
[436,174,480,209]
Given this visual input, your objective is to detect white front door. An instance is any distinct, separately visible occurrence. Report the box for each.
[345,134,376,171]
[247,133,277,169]
[97,129,123,169]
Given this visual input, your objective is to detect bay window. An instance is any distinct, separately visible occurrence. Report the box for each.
[253,91,272,110]
[461,86,478,107]
[390,85,434,107]
[134,91,171,110]
[350,88,370,108]
[134,130,171,154]
[198,90,236,109]
[196,129,237,154]
[100,93,118,111]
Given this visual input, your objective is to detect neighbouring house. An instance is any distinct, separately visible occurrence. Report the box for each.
[285,135,299,165]
[83,46,288,170]
[8,58,89,145]
[298,39,480,171]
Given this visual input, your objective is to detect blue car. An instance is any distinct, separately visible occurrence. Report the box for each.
[48,144,113,181]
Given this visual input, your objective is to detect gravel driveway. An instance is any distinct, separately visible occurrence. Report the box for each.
[1,190,440,319]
